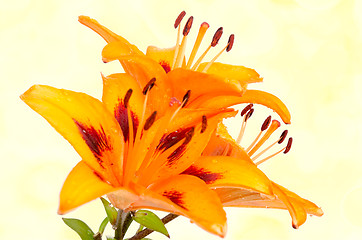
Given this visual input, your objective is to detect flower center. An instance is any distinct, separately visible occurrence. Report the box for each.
[172,11,235,72]
[236,104,293,165]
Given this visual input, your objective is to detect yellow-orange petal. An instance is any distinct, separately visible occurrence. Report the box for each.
[21,85,124,185]
[272,182,307,228]
[58,161,117,214]
[274,183,324,217]
[191,90,291,124]
[183,156,273,196]
[202,123,252,161]
[167,68,243,104]
[197,62,263,86]
[78,15,143,55]
[146,45,176,73]
[126,175,227,237]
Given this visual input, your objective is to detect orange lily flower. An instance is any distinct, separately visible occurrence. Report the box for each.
[193,106,323,229]
[21,71,278,237]
[78,13,291,124]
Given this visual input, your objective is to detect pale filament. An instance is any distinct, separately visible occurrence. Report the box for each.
[254,138,292,165]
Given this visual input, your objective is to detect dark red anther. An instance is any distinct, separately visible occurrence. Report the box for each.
[142,77,156,95]
[181,90,191,108]
[278,130,288,144]
[144,111,157,130]
[123,89,133,108]
[184,127,195,145]
[211,27,223,47]
[283,137,293,154]
[261,116,271,131]
[245,108,254,121]
[183,16,194,36]
[174,11,186,28]
[201,115,207,133]
[226,34,234,52]
[240,104,253,116]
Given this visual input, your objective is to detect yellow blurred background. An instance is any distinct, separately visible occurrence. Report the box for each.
[1,0,361,239]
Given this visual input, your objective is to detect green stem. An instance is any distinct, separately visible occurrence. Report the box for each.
[114,210,133,240]
[128,213,178,240]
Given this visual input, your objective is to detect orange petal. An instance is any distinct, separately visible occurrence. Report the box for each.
[78,15,143,55]
[168,108,237,133]
[197,62,263,86]
[216,182,322,228]
[102,47,171,114]
[192,90,291,124]
[146,45,176,73]
[141,110,237,185]
[183,156,273,196]
[58,161,117,214]
[21,85,124,186]
[203,123,252,161]
[122,175,227,237]
[273,183,324,217]
[167,68,243,104]
[102,73,144,142]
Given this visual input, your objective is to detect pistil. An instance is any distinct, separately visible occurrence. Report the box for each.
[186,22,209,69]
[191,27,223,70]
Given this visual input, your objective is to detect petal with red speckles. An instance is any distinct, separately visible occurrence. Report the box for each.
[20,85,124,185]
[183,156,273,196]
[111,175,227,237]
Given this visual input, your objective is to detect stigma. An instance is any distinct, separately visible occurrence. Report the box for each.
[172,11,234,72]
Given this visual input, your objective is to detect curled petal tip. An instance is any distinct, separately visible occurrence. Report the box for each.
[213,223,227,238]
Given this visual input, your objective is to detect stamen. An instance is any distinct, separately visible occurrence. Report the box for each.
[245,108,254,121]
[226,34,235,52]
[184,127,195,144]
[251,129,288,161]
[181,90,191,108]
[186,22,209,69]
[211,27,223,47]
[236,105,254,144]
[278,130,288,144]
[144,111,157,130]
[174,11,186,28]
[174,16,194,69]
[254,137,293,165]
[202,34,234,73]
[245,115,272,152]
[248,120,281,156]
[261,115,272,131]
[169,90,191,123]
[172,11,186,70]
[142,77,156,95]
[240,104,253,116]
[183,16,193,36]
[123,89,133,108]
[201,115,207,133]
[284,137,293,154]
[191,27,223,70]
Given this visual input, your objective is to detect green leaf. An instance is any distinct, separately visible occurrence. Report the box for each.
[62,218,95,240]
[100,197,118,226]
[133,210,170,238]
